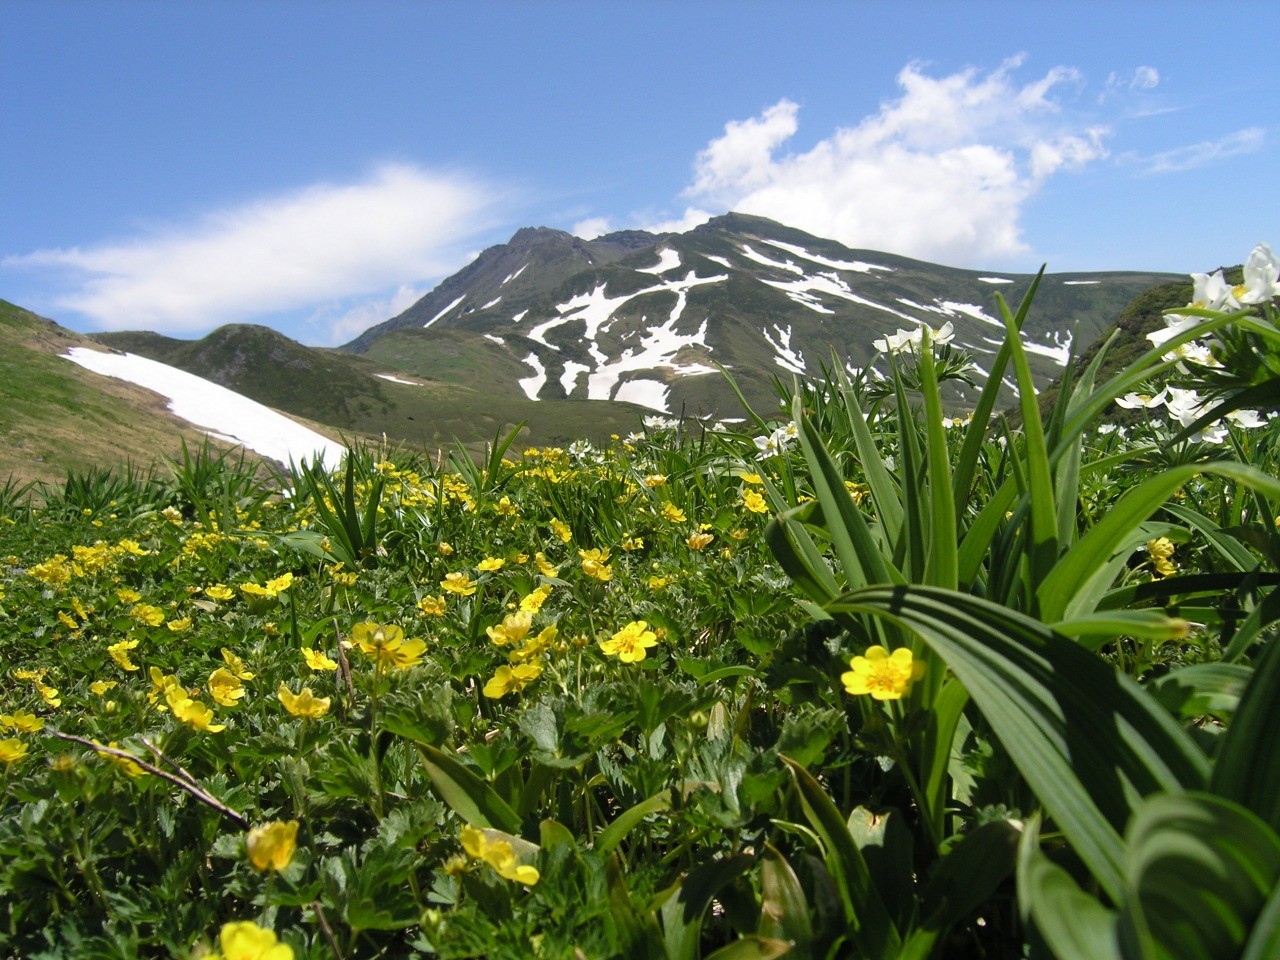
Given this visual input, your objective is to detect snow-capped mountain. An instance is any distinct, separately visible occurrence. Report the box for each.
[345,213,1179,416]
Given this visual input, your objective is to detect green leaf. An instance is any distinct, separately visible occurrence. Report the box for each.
[1211,636,1280,832]
[702,937,793,960]
[826,585,1209,903]
[417,743,521,834]
[900,820,1021,960]
[918,327,957,591]
[1121,792,1280,960]
[594,790,672,855]
[781,756,902,957]
[659,853,756,960]
[757,843,812,951]
[1016,814,1123,960]
[1146,663,1253,722]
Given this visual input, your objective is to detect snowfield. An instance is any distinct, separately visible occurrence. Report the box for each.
[63,347,348,470]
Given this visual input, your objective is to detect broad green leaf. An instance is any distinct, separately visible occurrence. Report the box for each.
[660,853,756,960]
[826,585,1210,902]
[1122,792,1280,960]
[1039,462,1280,623]
[417,743,521,834]
[1016,814,1123,960]
[1211,636,1280,832]
[594,790,673,855]
[781,756,902,957]
[702,937,793,960]
[757,843,812,952]
[1146,663,1252,721]
[900,820,1021,960]
[917,330,957,591]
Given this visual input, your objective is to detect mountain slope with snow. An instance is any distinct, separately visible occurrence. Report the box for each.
[348,213,1178,417]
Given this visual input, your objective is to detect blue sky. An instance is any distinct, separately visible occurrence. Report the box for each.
[2,0,1274,346]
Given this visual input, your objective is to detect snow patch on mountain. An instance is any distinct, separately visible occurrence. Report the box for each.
[755,237,890,274]
[762,324,807,374]
[64,347,346,469]
[518,353,547,400]
[638,247,682,274]
[978,277,1014,284]
[376,373,419,384]
[739,244,804,275]
[1062,280,1100,286]
[426,294,466,328]
[502,264,528,285]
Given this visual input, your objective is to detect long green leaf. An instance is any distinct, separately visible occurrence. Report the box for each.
[1121,792,1280,960]
[833,362,904,539]
[1039,461,1280,622]
[997,291,1058,609]
[918,329,957,590]
[594,790,672,855]
[1211,636,1280,832]
[825,585,1210,902]
[1016,814,1123,960]
[417,743,521,834]
[781,756,902,957]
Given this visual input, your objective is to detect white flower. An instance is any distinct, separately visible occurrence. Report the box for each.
[753,421,799,460]
[643,415,678,431]
[1097,423,1118,435]
[873,328,920,354]
[1115,389,1168,410]
[1148,313,1205,348]
[1239,242,1280,304]
[1190,269,1239,312]
[1227,409,1268,429]
[1164,387,1210,427]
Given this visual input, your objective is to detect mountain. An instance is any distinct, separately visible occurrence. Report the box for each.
[0,300,246,486]
[344,213,1182,417]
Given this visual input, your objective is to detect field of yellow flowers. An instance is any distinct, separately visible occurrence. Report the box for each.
[3,249,1280,960]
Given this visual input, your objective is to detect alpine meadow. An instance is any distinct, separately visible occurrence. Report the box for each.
[3,237,1280,959]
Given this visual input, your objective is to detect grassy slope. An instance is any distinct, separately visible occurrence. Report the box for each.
[0,301,245,487]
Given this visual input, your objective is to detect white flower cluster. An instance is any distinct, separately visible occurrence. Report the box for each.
[873,321,956,355]
[1119,242,1279,444]
[753,420,799,460]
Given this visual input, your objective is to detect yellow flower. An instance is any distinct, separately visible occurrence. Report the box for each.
[647,574,671,592]
[841,646,925,700]
[0,738,30,765]
[89,680,118,696]
[116,587,142,604]
[206,584,235,602]
[550,518,572,543]
[1146,537,1177,577]
[845,481,869,504]
[534,552,560,578]
[459,825,539,886]
[599,621,659,663]
[686,532,714,550]
[477,556,505,572]
[165,617,192,633]
[34,680,60,708]
[266,572,294,594]
[486,610,533,646]
[57,610,79,631]
[441,571,477,596]
[659,503,686,523]
[169,692,226,733]
[621,536,644,551]
[246,819,299,872]
[130,603,165,627]
[519,585,553,614]
[643,474,668,488]
[739,471,763,485]
[208,668,246,707]
[221,649,256,680]
[277,683,331,719]
[300,647,338,671]
[108,638,141,672]
[742,489,769,514]
[0,711,43,733]
[482,663,543,698]
[437,541,455,555]
[417,594,447,617]
[579,548,613,582]
[510,625,558,663]
[210,919,295,960]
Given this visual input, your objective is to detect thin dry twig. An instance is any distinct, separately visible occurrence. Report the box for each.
[48,729,249,828]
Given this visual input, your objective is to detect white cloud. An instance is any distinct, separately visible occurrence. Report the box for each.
[638,207,713,235]
[1127,127,1265,174]
[572,217,612,240]
[5,163,501,335]
[307,283,429,347]
[681,59,1111,266]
